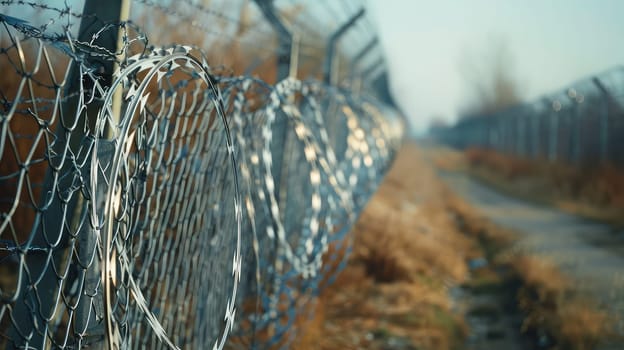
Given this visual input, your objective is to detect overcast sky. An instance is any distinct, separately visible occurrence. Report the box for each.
[368,0,624,133]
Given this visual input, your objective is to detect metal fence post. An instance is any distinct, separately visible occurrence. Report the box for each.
[252,0,298,237]
[504,117,512,154]
[8,1,129,349]
[253,0,293,81]
[323,8,365,85]
[592,77,619,164]
[533,103,545,158]
[73,3,130,348]
[515,114,523,156]
[566,89,582,164]
[549,100,560,162]
[433,70,624,167]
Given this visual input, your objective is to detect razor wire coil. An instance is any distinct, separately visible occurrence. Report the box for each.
[0,2,404,349]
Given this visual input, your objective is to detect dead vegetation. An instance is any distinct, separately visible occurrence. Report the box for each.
[507,255,615,350]
[462,147,624,226]
[292,143,620,350]
[287,143,477,349]
[440,153,621,350]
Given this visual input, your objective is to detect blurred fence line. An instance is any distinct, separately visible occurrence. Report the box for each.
[432,67,624,167]
[0,0,404,349]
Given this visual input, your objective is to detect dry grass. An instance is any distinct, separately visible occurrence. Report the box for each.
[441,182,619,350]
[462,147,624,226]
[292,143,618,349]
[429,146,467,172]
[508,254,617,350]
[287,143,490,349]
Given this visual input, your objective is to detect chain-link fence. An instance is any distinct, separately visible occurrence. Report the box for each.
[0,1,404,349]
[432,67,624,167]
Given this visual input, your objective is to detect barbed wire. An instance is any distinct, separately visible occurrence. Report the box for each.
[433,66,624,167]
[0,1,403,349]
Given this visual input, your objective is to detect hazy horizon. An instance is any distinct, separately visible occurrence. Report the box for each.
[369,0,624,133]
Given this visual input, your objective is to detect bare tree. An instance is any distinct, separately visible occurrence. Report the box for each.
[458,37,524,118]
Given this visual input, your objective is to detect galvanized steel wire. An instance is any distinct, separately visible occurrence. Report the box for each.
[433,67,624,166]
[0,2,404,349]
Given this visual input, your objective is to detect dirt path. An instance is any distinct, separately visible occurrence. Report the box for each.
[440,171,624,335]
[302,144,533,350]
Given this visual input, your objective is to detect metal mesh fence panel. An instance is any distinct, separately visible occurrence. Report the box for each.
[0,1,405,349]
[433,67,624,168]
